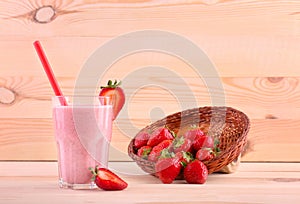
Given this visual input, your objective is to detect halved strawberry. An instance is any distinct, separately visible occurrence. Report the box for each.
[90,167,128,191]
[155,157,181,184]
[99,80,125,120]
[147,127,174,147]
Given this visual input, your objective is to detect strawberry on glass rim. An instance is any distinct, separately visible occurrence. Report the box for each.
[99,80,125,120]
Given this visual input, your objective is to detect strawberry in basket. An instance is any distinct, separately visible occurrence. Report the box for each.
[133,126,218,184]
[147,127,175,147]
[134,132,150,149]
[155,155,181,184]
[148,139,173,162]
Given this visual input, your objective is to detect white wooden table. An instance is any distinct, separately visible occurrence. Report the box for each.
[0,162,299,204]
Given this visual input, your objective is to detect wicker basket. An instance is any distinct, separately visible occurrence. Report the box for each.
[128,106,250,175]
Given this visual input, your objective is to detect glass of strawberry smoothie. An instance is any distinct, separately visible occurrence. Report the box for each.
[52,96,113,189]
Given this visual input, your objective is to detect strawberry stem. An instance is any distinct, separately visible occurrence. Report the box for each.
[101,80,122,89]
[159,149,175,159]
[89,166,98,181]
[173,136,185,148]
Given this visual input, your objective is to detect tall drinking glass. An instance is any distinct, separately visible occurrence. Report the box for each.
[52,96,113,189]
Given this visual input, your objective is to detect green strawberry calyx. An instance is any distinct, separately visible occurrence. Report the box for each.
[89,166,99,181]
[159,149,175,159]
[172,136,185,148]
[141,148,152,159]
[101,80,122,89]
[180,151,194,167]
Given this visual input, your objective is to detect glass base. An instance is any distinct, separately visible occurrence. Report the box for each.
[58,178,97,190]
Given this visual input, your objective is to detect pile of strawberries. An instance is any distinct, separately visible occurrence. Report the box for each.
[134,127,220,184]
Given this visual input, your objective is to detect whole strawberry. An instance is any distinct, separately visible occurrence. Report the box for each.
[99,80,125,120]
[147,127,174,147]
[137,145,152,159]
[155,157,181,184]
[192,135,214,152]
[134,132,150,149]
[184,128,205,141]
[195,148,214,161]
[148,139,173,162]
[90,167,128,191]
[183,159,208,184]
[170,136,192,153]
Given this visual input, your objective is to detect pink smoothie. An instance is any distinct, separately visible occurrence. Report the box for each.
[53,105,112,187]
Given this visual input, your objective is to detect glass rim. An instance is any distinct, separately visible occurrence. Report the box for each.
[52,95,112,106]
[52,95,110,98]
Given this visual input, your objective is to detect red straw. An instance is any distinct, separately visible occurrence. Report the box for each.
[33,41,68,106]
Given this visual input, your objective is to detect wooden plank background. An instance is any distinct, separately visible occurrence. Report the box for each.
[1,0,300,162]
